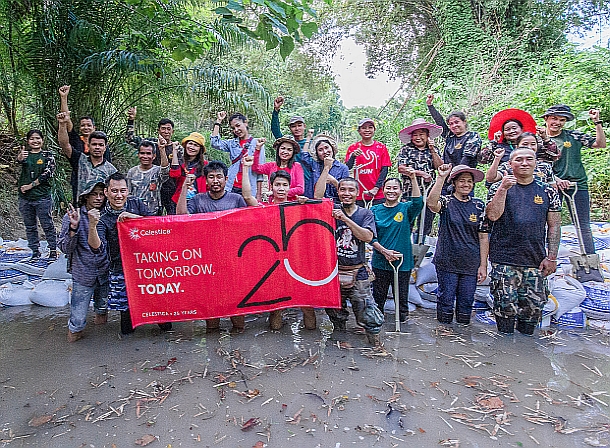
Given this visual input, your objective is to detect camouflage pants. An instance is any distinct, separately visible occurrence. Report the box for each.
[490,263,548,326]
[326,280,383,335]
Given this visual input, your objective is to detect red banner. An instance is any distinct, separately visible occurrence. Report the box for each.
[118,200,340,327]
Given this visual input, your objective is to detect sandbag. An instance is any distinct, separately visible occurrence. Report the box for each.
[475,311,496,325]
[548,274,586,319]
[552,306,587,328]
[383,298,416,314]
[580,282,610,321]
[417,283,437,302]
[29,279,71,307]
[0,281,35,306]
[589,320,610,331]
[415,258,437,286]
[408,283,436,309]
[41,254,72,280]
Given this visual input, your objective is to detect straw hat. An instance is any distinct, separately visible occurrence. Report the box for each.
[399,118,443,144]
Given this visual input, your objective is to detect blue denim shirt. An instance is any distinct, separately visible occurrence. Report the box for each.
[58,206,109,287]
[210,135,265,191]
[300,152,349,200]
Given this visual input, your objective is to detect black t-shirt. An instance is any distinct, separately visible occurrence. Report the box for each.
[335,206,376,279]
[97,197,151,274]
[486,179,561,267]
[433,195,488,275]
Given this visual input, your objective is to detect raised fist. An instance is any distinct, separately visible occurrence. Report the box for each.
[426,94,434,106]
[274,96,284,111]
[127,106,137,120]
[58,85,70,98]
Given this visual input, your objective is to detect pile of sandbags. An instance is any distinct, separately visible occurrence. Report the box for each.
[0,238,71,308]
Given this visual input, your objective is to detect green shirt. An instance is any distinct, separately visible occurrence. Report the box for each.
[371,197,424,271]
[551,129,596,190]
[18,150,55,201]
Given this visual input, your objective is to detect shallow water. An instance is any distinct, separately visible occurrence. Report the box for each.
[1,305,609,447]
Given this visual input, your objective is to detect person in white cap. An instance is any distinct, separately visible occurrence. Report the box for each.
[396,118,443,237]
[345,118,391,207]
[485,148,562,335]
[427,164,489,325]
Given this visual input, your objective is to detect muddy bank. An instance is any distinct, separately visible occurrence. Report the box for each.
[1,305,609,447]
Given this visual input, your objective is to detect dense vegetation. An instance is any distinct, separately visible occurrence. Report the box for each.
[0,0,608,230]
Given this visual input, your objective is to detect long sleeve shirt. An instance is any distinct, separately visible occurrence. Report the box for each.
[428,104,481,168]
[210,135,265,192]
[252,154,305,200]
[58,207,109,287]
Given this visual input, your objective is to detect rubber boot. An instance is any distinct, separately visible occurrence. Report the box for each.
[230,315,245,333]
[516,319,536,336]
[495,316,515,334]
[456,313,471,325]
[301,307,317,330]
[158,322,173,331]
[205,318,220,333]
[269,311,283,330]
[120,310,135,334]
[437,310,453,324]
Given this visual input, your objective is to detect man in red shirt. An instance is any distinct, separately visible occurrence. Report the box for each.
[345,118,391,207]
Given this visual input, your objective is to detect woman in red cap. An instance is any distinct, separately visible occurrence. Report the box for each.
[480,109,558,165]
[169,132,208,204]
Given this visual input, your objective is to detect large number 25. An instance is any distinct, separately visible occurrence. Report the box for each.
[236,202,336,308]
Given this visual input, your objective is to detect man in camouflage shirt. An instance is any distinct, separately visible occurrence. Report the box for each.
[58,112,117,200]
[125,106,183,214]
[126,140,170,215]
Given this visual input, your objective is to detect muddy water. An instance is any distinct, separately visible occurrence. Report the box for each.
[1,305,609,447]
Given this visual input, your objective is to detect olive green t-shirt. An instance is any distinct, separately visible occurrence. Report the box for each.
[551,129,596,190]
[18,151,55,201]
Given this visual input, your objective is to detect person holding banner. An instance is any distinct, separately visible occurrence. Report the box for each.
[59,181,109,342]
[89,172,172,335]
[252,137,304,201]
[315,169,384,346]
[371,174,423,323]
[211,111,265,201]
[177,161,247,333]
[241,156,317,330]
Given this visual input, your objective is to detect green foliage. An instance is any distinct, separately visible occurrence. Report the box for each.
[214,0,320,59]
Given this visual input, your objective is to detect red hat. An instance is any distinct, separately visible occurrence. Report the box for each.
[488,109,537,143]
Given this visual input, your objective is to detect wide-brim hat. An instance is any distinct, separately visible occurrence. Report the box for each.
[79,180,106,200]
[488,109,537,142]
[449,164,485,183]
[311,134,338,160]
[541,104,575,121]
[181,132,206,151]
[272,136,300,154]
[399,118,443,144]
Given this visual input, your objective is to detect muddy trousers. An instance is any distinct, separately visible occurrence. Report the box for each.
[372,268,411,321]
[436,269,477,324]
[68,279,108,333]
[326,279,383,335]
[490,263,548,335]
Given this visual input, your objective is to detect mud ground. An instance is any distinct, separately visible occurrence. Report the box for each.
[1,305,609,447]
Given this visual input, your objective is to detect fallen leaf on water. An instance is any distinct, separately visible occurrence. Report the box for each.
[253,442,265,448]
[28,415,53,427]
[134,434,156,446]
[418,427,426,433]
[241,417,261,431]
[477,396,504,410]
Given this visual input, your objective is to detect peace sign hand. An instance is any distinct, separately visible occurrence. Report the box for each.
[67,203,80,227]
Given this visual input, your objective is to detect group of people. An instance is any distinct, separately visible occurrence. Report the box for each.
[15,86,605,344]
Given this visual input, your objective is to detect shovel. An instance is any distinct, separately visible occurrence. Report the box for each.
[389,254,404,332]
[412,182,432,268]
[562,184,603,283]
